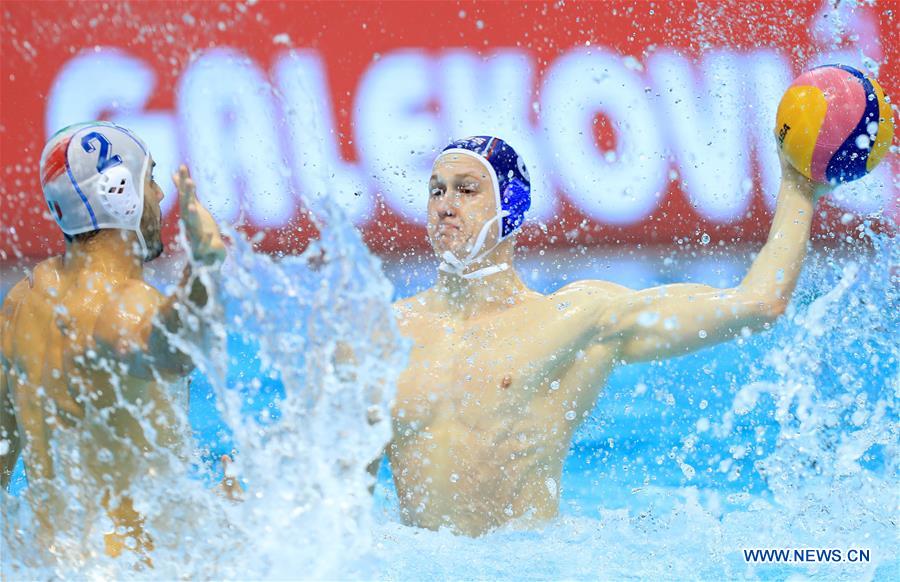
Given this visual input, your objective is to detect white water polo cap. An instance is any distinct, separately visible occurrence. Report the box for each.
[40,121,151,258]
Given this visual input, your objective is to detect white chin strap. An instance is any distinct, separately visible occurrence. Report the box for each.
[135,230,150,261]
[438,211,510,280]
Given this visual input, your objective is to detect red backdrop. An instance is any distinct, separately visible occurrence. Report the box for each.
[1,0,897,260]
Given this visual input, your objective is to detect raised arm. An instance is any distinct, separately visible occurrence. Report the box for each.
[93,165,226,381]
[604,152,825,363]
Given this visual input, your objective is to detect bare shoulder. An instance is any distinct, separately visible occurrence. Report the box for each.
[31,255,63,279]
[100,279,164,320]
[1,258,65,363]
[551,279,633,303]
[1,256,65,320]
[93,279,165,348]
[115,277,164,299]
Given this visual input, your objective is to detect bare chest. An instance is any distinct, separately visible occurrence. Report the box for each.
[394,309,594,436]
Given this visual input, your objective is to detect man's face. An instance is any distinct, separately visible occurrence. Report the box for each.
[427,154,498,258]
[140,159,165,262]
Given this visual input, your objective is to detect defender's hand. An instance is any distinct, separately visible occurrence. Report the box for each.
[173,165,226,266]
[216,454,244,502]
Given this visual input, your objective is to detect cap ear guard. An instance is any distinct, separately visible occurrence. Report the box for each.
[500,179,531,239]
[95,165,141,222]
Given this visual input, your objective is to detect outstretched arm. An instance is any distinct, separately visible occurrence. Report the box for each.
[604,152,825,363]
[93,165,226,381]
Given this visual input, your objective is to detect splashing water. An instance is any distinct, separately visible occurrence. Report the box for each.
[2,202,897,581]
[200,202,408,579]
[2,200,408,579]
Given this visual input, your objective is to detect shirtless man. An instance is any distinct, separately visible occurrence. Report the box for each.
[0,122,225,561]
[388,135,825,536]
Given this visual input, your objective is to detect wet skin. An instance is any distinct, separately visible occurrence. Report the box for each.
[1,164,224,561]
[388,152,822,536]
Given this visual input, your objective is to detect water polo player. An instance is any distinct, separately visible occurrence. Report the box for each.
[383,135,827,536]
[0,122,226,563]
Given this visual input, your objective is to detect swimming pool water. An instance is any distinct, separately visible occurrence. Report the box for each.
[2,238,897,580]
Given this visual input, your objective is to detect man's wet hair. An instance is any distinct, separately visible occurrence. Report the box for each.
[65,230,102,244]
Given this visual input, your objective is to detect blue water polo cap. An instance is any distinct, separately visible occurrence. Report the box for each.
[441,136,531,239]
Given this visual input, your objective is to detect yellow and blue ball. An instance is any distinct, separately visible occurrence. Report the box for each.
[775,64,894,184]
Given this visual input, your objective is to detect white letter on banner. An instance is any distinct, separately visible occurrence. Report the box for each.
[541,49,667,225]
[273,51,370,225]
[438,50,555,222]
[46,49,179,216]
[354,50,440,224]
[745,50,793,211]
[178,49,292,227]
[649,50,750,223]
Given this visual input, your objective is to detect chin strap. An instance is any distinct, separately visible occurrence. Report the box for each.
[438,212,510,280]
[438,259,509,280]
[136,231,150,262]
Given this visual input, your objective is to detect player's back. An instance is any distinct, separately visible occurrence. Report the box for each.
[2,256,97,453]
[1,254,184,557]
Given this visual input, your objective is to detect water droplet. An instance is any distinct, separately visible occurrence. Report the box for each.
[549,380,560,391]
[698,329,708,339]
[637,311,660,326]
[545,477,558,497]
[700,233,711,245]
[855,134,871,150]
[449,473,459,483]
[565,410,577,421]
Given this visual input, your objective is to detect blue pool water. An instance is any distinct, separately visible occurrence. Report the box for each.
[2,228,898,580]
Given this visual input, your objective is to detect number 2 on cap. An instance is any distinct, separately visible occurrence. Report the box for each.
[81,131,123,174]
